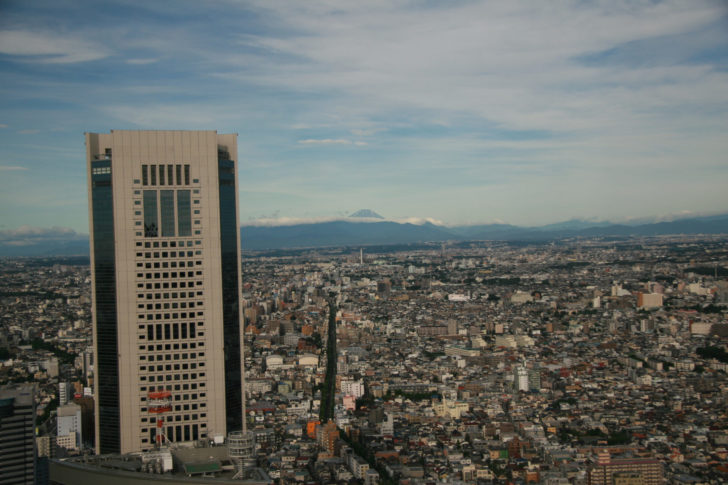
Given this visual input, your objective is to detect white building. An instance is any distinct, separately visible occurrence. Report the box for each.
[515,366,529,392]
[56,402,82,450]
[341,380,365,399]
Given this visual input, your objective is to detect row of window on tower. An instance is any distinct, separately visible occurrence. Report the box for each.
[142,189,193,237]
[146,322,199,341]
[142,164,191,186]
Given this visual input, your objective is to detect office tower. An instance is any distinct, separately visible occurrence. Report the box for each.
[86,130,244,454]
[0,384,36,485]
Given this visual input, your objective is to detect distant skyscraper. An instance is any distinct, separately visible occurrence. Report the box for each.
[0,384,36,485]
[86,130,244,454]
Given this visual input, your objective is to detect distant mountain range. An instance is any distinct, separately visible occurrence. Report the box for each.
[241,213,728,250]
[2,213,728,257]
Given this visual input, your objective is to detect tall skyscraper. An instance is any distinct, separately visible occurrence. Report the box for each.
[86,130,244,454]
[0,384,36,485]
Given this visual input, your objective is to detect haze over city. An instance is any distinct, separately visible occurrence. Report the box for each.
[1,0,727,240]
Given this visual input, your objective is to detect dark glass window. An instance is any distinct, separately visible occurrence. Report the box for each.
[218,158,242,431]
[168,165,174,185]
[90,159,120,453]
[143,190,158,237]
[142,165,148,186]
[160,190,176,237]
[176,165,182,185]
[177,190,191,237]
[159,164,165,185]
[150,165,157,185]
[184,165,190,185]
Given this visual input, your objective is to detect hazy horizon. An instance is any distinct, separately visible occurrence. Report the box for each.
[1,1,727,234]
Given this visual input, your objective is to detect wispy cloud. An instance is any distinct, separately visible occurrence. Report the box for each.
[102,104,224,127]
[350,128,381,136]
[297,138,365,146]
[238,1,726,138]
[125,58,159,65]
[0,165,29,171]
[394,217,445,226]
[244,216,345,227]
[0,29,109,63]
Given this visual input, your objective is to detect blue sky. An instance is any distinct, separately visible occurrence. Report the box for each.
[0,0,727,236]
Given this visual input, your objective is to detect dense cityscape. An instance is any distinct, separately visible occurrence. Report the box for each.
[2,235,728,484]
[2,1,727,484]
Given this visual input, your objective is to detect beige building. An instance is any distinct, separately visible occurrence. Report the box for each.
[637,292,663,309]
[588,451,663,485]
[433,397,469,419]
[86,130,244,454]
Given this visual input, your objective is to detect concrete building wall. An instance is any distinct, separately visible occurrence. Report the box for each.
[87,131,243,454]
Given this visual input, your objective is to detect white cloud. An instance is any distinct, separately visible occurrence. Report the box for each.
[0,30,109,63]
[0,124,8,128]
[0,225,85,246]
[0,165,28,171]
[235,0,726,140]
[298,138,352,145]
[244,216,344,226]
[125,58,159,65]
[350,128,381,136]
[395,217,445,226]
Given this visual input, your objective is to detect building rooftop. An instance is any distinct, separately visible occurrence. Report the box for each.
[50,445,272,485]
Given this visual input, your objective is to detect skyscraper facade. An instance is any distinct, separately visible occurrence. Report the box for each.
[86,130,243,454]
[0,384,36,485]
